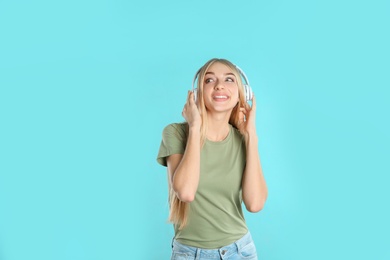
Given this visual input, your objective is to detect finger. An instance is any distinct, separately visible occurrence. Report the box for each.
[240,107,247,114]
[251,94,256,110]
[238,114,244,124]
[238,109,245,121]
[188,91,195,105]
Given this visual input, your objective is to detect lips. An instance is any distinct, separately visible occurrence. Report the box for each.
[212,93,229,101]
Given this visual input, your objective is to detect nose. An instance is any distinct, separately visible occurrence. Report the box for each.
[214,80,225,90]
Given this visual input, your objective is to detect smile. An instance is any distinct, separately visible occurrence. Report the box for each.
[212,95,230,102]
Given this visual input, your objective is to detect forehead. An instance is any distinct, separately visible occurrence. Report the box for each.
[206,62,233,74]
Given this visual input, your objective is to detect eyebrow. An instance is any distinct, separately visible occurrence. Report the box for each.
[205,72,236,77]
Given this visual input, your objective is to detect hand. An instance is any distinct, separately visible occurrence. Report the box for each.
[237,94,257,138]
[182,91,201,129]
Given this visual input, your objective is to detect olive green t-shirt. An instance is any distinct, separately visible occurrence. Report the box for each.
[157,123,248,249]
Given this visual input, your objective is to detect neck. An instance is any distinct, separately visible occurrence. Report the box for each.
[206,112,231,142]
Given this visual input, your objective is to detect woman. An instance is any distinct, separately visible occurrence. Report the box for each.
[157,58,268,259]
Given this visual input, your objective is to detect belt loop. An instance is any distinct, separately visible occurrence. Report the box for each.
[235,231,250,251]
[234,239,240,252]
[195,248,201,260]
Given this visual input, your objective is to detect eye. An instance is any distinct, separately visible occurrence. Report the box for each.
[205,78,214,84]
[226,77,235,82]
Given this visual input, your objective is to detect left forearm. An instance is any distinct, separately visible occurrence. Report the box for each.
[242,133,268,212]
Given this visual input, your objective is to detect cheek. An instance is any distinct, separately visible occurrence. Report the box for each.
[202,87,211,98]
[231,86,240,99]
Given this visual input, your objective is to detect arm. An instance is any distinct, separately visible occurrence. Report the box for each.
[167,91,201,203]
[238,95,268,212]
[242,133,268,212]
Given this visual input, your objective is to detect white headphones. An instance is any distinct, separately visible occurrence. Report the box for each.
[192,64,253,104]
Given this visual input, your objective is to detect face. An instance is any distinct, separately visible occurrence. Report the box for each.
[202,62,240,114]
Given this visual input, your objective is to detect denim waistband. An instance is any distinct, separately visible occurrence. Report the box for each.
[172,232,253,259]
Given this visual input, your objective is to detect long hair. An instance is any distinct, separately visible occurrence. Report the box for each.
[169,58,248,229]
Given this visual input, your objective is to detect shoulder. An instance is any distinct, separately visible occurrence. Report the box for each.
[157,122,188,166]
[163,122,188,135]
[162,122,188,142]
[230,125,246,149]
[231,125,245,141]
[163,122,187,132]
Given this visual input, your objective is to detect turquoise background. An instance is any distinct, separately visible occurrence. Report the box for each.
[1,0,389,259]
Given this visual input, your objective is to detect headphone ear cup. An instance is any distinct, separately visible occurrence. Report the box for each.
[244,84,253,102]
[193,88,198,103]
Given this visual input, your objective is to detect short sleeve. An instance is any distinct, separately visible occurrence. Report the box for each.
[156,123,188,167]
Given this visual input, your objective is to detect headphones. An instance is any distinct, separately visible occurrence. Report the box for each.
[192,64,253,104]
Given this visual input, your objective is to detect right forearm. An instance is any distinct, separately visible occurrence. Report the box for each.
[172,127,201,202]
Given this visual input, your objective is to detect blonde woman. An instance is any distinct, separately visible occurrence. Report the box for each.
[157,58,267,260]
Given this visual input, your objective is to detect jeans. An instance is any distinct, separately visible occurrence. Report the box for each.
[171,232,258,260]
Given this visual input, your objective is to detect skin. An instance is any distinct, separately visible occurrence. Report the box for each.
[167,62,268,212]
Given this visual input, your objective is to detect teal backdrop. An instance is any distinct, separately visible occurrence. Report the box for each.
[0,0,389,259]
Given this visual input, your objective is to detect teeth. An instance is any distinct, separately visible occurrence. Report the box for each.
[214,96,228,98]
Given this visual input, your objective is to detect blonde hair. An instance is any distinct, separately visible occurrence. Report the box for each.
[169,58,248,229]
